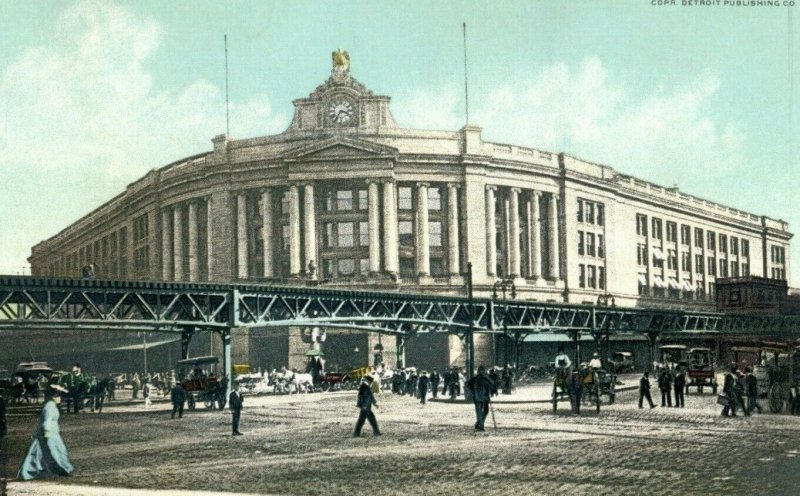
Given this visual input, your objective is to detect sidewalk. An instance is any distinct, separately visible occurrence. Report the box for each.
[429,373,640,404]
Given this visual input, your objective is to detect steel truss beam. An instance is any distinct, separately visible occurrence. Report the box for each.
[1,276,799,338]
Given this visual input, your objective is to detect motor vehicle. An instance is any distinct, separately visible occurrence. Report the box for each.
[176,356,223,409]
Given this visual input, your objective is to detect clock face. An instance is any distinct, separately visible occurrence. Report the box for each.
[328,100,354,124]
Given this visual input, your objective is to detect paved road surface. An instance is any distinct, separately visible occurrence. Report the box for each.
[1,381,798,496]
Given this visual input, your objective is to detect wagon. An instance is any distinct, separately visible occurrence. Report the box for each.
[685,348,717,395]
[756,342,800,413]
[176,356,223,410]
[552,366,600,414]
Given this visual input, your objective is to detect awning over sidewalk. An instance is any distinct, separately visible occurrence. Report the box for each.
[108,338,181,351]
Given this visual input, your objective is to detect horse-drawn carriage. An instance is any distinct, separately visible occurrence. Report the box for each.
[1,362,54,404]
[177,356,224,410]
[658,344,717,394]
[753,342,800,413]
[552,365,603,414]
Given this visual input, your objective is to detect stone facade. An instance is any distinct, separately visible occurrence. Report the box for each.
[29,58,793,371]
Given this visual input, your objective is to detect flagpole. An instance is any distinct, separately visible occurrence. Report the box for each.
[463,22,469,127]
[225,34,230,137]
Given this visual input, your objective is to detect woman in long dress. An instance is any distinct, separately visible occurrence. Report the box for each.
[18,384,74,480]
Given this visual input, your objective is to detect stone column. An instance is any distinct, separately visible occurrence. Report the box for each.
[303,183,317,279]
[382,181,399,275]
[368,181,381,273]
[187,201,198,282]
[486,186,497,276]
[509,188,521,277]
[529,191,542,279]
[289,185,302,276]
[416,183,430,276]
[261,190,273,278]
[161,209,173,281]
[173,205,185,281]
[205,196,213,280]
[236,193,248,279]
[447,184,460,275]
[548,193,560,280]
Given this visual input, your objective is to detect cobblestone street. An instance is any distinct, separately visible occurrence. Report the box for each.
[2,383,800,496]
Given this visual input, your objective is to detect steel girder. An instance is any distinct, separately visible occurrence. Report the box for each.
[1,276,799,338]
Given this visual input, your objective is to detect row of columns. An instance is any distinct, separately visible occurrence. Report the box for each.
[485,187,560,280]
[235,181,463,279]
[162,199,209,282]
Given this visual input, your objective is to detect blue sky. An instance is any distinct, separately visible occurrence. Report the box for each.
[0,0,797,283]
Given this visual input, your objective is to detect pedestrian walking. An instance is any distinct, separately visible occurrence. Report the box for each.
[353,375,381,437]
[638,371,656,409]
[170,383,187,419]
[466,365,496,431]
[18,384,74,480]
[735,370,749,416]
[673,366,686,408]
[721,366,739,417]
[132,373,141,399]
[488,368,499,397]
[229,382,244,435]
[418,371,430,404]
[448,368,458,400]
[430,368,440,399]
[658,367,673,407]
[744,367,762,414]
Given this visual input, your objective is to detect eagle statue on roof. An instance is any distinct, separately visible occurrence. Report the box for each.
[332,49,350,72]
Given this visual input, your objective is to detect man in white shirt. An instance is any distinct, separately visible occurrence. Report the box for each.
[554,347,572,371]
[588,352,602,370]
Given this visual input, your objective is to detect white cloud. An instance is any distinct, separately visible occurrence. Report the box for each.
[0,1,285,181]
[398,58,743,187]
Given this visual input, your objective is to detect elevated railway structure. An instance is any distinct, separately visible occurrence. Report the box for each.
[2,276,799,392]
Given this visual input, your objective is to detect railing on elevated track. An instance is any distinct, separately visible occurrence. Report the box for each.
[1,276,799,337]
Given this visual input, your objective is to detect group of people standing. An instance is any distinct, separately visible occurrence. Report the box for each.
[721,366,762,417]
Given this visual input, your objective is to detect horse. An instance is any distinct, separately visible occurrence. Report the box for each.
[89,378,110,413]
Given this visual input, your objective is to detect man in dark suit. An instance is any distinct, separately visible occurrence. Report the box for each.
[170,382,187,419]
[721,366,738,417]
[744,367,761,414]
[467,365,496,431]
[418,371,430,404]
[229,382,244,435]
[673,366,686,408]
[353,375,381,437]
[639,371,656,409]
[429,368,441,399]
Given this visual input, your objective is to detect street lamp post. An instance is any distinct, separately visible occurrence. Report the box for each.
[492,278,517,368]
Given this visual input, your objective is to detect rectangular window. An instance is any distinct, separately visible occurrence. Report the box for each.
[337,190,353,211]
[429,221,442,247]
[325,191,335,212]
[707,231,716,251]
[719,259,728,278]
[586,203,595,224]
[730,261,739,277]
[636,214,648,236]
[587,233,596,257]
[681,225,691,245]
[742,262,749,277]
[400,258,415,277]
[666,222,677,242]
[359,222,369,247]
[398,187,413,210]
[694,228,704,248]
[637,244,647,266]
[741,239,750,258]
[578,231,585,256]
[695,254,704,273]
[707,256,716,276]
[133,214,149,242]
[708,282,715,299]
[358,190,368,210]
[323,259,335,278]
[577,200,584,223]
[134,246,149,274]
[359,258,370,274]
[428,188,441,211]
[598,267,605,290]
[667,249,677,270]
[652,218,662,240]
[597,205,604,226]
[430,258,445,277]
[681,252,691,272]
[719,234,727,253]
[587,266,597,289]
[731,236,738,256]
[337,222,354,247]
[338,258,355,276]
[399,221,413,246]
[579,264,586,288]
[597,235,604,259]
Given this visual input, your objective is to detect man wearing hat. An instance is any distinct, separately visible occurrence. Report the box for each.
[467,365,496,431]
[588,352,602,370]
[229,382,244,435]
[353,375,381,437]
[18,384,74,480]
